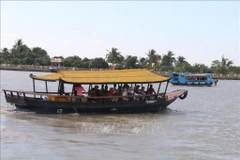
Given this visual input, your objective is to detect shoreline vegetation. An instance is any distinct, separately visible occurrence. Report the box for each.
[1,64,239,80]
[1,39,240,78]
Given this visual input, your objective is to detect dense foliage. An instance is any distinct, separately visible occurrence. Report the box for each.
[0,39,50,66]
[0,39,239,73]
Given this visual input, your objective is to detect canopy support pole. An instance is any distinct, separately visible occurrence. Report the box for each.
[164,81,169,97]
[57,81,61,95]
[33,79,36,93]
[45,81,48,94]
[157,82,161,94]
[89,84,91,91]
[33,79,36,98]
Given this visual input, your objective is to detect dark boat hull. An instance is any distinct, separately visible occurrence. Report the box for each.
[170,83,212,87]
[7,96,177,114]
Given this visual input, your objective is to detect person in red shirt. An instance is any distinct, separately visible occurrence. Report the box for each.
[74,84,86,96]
[108,88,114,96]
[147,85,156,95]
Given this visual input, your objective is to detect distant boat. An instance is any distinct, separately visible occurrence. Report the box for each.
[49,58,62,72]
[170,73,218,86]
[49,66,59,72]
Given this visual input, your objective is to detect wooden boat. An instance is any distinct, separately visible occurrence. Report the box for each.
[3,69,188,114]
[169,73,218,86]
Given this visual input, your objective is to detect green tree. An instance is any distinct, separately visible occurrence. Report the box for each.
[124,55,138,69]
[89,58,109,69]
[53,56,64,60]
[138,57,147,68]
[146,49,157,68]
[115,64,124,70]
[211,55,234,73]
[11,40,31,64]
[174,62,191,72]
[0,48,10,63]
[31,47,50,65]
[161,51,175,67]
[82,57,90,68]
[228,66,240,74]
[189,63,209,73]
[12,39,23,50]
[106,48,124,65]
[63,56,82,67]
[175,56,187,67]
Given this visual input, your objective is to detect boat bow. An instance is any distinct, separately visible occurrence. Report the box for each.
[166,89,188,100]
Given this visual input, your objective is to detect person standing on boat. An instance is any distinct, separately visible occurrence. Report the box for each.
[58,81,65,95]
[74,84,86,96]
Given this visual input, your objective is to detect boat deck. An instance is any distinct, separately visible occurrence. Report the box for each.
[166,90,187,100]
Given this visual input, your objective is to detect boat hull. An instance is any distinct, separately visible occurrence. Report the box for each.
[7,97,177,114]
[4,89,187,114]
[170,83,212,87]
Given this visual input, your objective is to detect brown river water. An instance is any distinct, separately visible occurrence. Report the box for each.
[0,70,239,160]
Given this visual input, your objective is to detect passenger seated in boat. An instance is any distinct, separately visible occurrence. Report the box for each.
[134,85,143,101]
[113,84,117,93]
[103,85,108,95]
[141,86,146,99]
[100,84,105,92]
[116,86,122,96]
[147,85,156,99]
[147,85,156,95]
[108,88,118,102]
[88,88,97,102]
[128,86,134,95]
[122,88,128,101]
[108,88,114,96]
[95,85,101,96]
[134,85,141,94]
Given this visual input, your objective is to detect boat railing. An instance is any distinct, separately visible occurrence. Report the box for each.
[2,89,168,103]
[186,80,209,83]
[3,89,59,99]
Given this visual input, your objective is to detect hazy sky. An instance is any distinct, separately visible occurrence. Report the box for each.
[1,1,239,66]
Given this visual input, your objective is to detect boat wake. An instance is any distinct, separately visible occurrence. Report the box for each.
[160,108,186,115]
[0,109,14,115]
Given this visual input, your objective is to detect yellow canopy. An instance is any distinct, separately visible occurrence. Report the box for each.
[31,69,170,84]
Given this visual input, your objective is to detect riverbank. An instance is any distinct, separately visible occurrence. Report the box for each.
[160,73,240,80]
[0,67,49,72]
[158,72,240,80]
[1,66,240,80]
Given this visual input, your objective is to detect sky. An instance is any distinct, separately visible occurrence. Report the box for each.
[1,1,239,66]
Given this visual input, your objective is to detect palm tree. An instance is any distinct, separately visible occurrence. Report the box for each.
[221,55,233,68]
[106,47,124,66]
[1,47,10,59]
[13,39,23,50]
[211,55,234,73]
[175,56,186,67]
[211,60,220,68]
[146,49,157,68]
[124,55,138,69]
[161,51,176,67]
[138,57,147,68]
[2,48,8,53]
